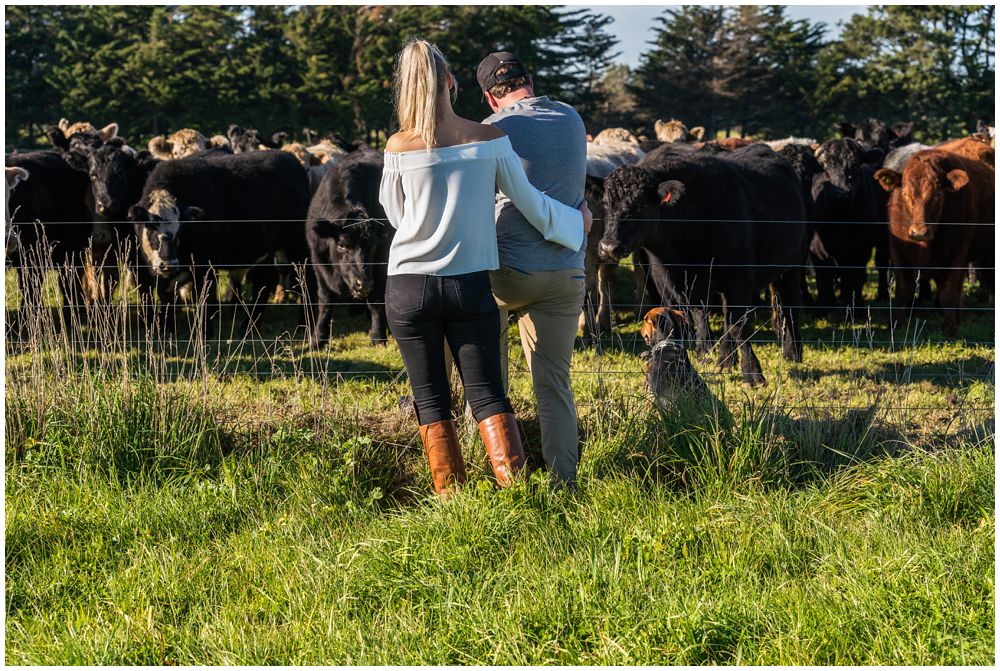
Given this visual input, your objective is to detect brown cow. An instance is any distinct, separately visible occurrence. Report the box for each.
[874,146,995,336]
[935,136,995,167]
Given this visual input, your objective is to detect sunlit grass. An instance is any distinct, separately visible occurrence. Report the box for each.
[4,254,994,664]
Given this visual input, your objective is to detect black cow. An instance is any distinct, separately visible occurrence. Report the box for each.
[836,118,915,153]
[227,125,286,154]
[52,138,163,305]
[128,150,310,332]
[306,148,392,348]
[5,151,93,324]
[810,139,890,310]
[599,143,810,386]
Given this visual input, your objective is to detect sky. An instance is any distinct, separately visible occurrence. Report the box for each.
[587,5,869,67]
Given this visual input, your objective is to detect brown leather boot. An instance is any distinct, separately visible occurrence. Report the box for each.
[419,419,467,497]
[478,413,526,488]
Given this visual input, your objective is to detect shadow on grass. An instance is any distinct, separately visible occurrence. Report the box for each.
[582,389,912,494]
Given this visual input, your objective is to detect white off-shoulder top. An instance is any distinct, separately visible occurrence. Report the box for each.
[378,135,585,276]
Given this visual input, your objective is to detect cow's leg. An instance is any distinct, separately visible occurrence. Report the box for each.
[771,271,803,363]
[731,295,765,387]
[692,306,713,356]
[368,265,389,345]
[842,246,870,309]
[916,272,934,305]
[246,265,279,328]
[813,261,836,314]
[890,266,916,332]
[310,281,335,350]
[57,261,87,332]
[875,240,891,301]
[298,261,319,328]
[716,295,738,371]
[579,254,600,342]
[976,266,995,305]
[632,249,662,318]
[936,268,965,338]
[189,267,216,340]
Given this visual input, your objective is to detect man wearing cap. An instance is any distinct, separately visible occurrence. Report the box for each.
[476,51,588,488]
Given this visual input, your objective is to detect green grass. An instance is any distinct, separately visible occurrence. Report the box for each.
[4,262,995,664]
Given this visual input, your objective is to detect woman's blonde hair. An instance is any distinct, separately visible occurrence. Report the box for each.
[393,38,451,148]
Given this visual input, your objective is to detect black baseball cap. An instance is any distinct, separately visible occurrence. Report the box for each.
[476,52,529,93]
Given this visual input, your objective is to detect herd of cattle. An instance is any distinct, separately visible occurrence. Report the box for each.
[4,115,996,387]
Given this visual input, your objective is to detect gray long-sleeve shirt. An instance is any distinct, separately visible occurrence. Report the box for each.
[484,96,587,271]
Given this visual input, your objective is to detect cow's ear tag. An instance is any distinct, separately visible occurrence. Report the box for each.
[661,191,671,204]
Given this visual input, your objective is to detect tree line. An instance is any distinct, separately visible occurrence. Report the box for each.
[5,5,995,150]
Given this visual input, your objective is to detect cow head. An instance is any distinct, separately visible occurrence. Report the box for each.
[836,118,914,151]
[129,189,202,276]
[85,138,142,220]
[599,164,684,261]
[47,121,118,152]
[148,129,209,160]
[228,124,270,154]
[812,139,883,206]
[874,158,969,242]
[654,119,704,144]
[310,203,378,300]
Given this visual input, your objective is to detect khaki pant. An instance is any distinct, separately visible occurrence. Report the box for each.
[489,266,586,484]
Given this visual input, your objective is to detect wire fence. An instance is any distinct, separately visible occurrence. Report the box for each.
[5,226,995,423]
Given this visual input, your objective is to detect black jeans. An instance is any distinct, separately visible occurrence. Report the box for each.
[386,271,512,425]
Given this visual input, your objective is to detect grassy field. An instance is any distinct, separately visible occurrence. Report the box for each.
[4,261,995,664]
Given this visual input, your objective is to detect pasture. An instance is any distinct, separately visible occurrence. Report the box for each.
[4,258,994,664]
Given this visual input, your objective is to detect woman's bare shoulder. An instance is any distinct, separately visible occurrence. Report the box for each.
[385,131,425,153]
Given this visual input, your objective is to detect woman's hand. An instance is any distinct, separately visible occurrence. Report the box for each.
[580,200,593,235]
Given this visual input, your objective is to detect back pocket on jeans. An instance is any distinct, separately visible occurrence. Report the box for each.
[386,274,427,315]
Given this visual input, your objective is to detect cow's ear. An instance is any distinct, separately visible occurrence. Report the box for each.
[835,121,855,138]
[689,126,706,141]
[148,136,173,160]
[874,168,901,192]
[891,121,914,142]
[129,205,150,222]
[99,123,119,142]
[6,166,29,188]
[657,180,685,207]
[945,169,969,191]
[47,125,69,151]
[182,206,205,221]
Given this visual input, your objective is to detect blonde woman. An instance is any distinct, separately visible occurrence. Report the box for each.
[379,39,591,497]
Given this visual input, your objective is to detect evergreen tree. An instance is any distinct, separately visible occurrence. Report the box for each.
[631,6,727,137]
[817,5,995,140]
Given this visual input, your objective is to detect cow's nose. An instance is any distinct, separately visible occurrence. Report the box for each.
[908,225,933,241]
[95,203,106,214]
